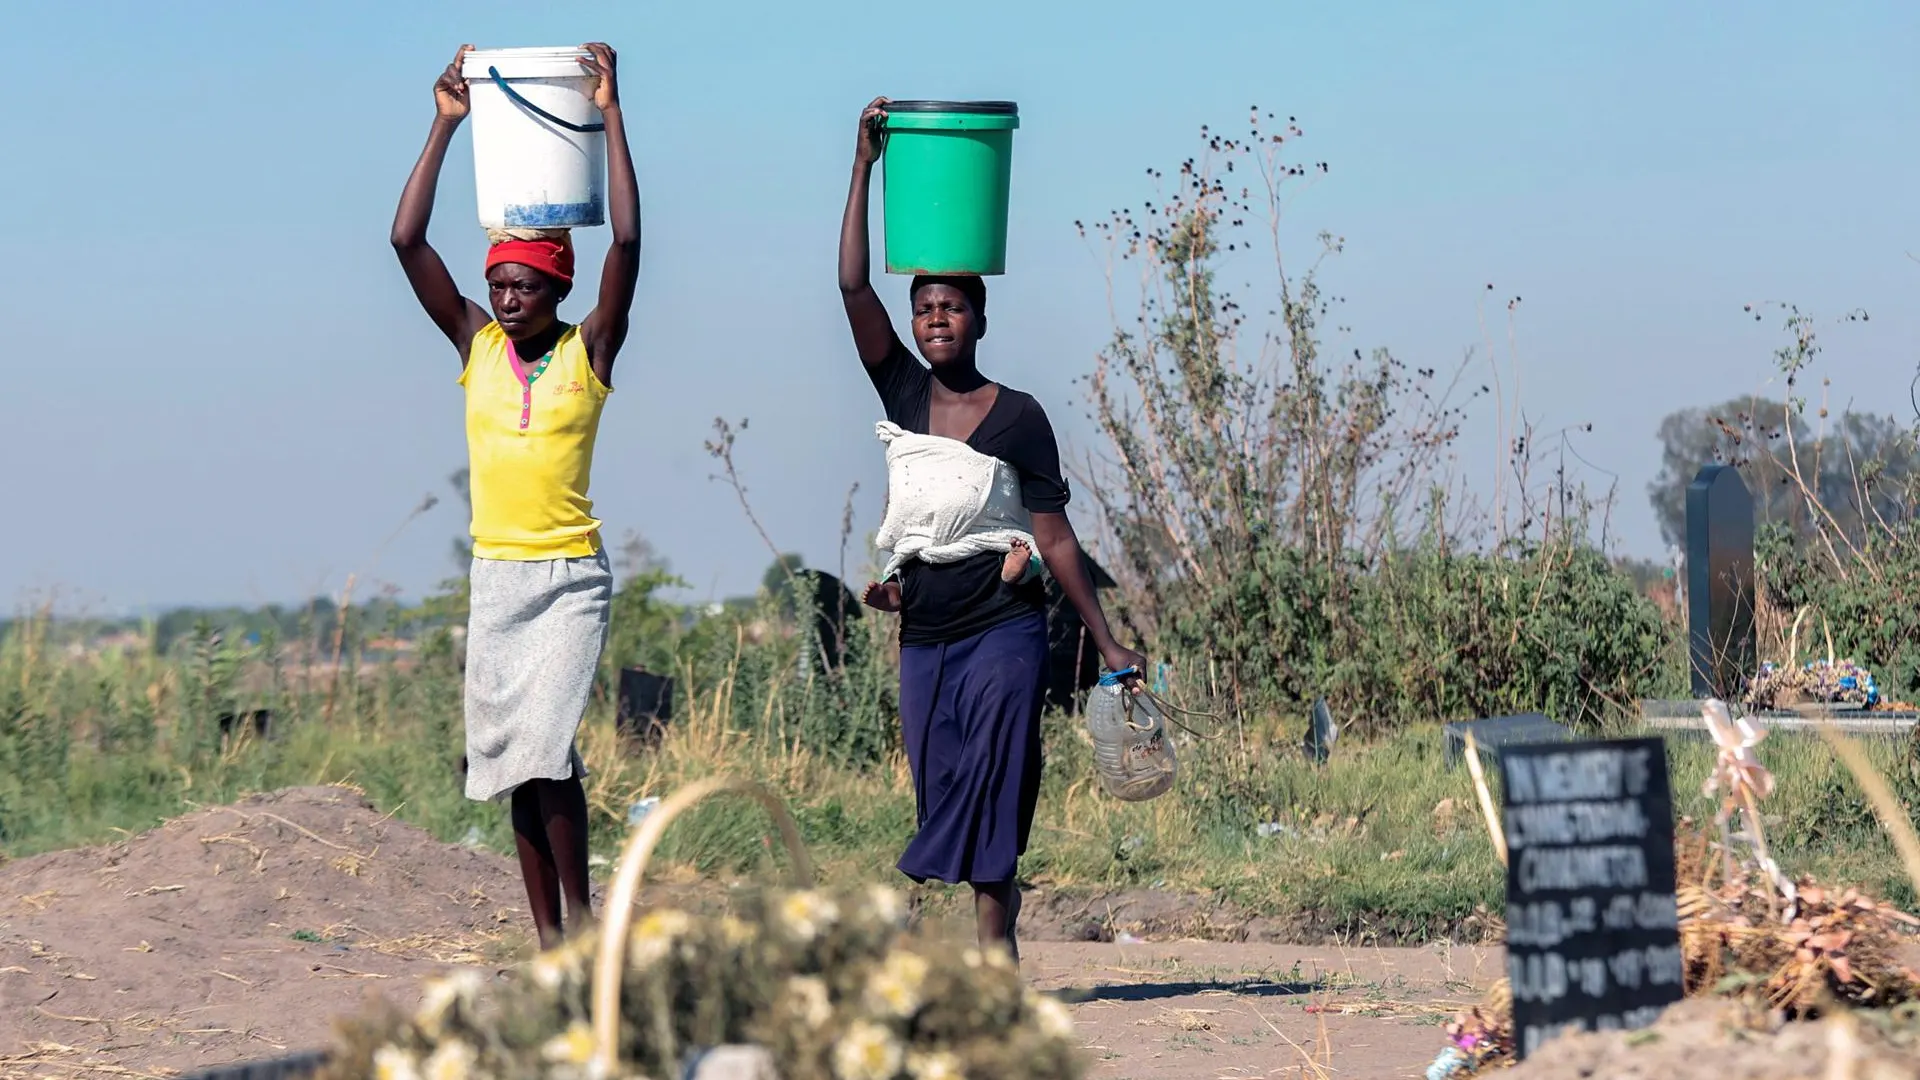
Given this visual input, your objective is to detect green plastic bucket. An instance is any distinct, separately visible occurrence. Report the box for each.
[881,101,1020,276]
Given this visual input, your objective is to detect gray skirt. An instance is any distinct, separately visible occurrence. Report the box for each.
[463,551,612,802]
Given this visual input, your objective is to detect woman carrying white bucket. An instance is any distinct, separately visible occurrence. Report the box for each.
[389,42,640,950]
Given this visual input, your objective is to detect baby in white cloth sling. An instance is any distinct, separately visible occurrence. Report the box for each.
[861,420,1043,611]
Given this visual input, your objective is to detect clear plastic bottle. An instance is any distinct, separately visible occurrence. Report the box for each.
[1084,668,1177,802]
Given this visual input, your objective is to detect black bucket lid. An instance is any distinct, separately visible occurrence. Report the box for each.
[885,100,1019,116]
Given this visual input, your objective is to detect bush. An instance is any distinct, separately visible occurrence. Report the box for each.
[1077,110,1668,730]
[1759,520,1920,699]
[1342,538,1672,728]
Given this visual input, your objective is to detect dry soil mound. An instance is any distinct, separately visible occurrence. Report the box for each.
[1508,997,1920,1080]
[0,786,527,1077]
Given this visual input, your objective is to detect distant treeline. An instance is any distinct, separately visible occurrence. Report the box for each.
[1,595,425,656]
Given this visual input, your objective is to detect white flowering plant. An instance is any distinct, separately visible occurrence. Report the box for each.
[322,885,1084,1080]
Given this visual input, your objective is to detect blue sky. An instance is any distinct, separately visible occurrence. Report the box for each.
[5,1,1917,613]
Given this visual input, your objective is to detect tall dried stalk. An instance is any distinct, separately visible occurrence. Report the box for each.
[322,573,356,726]
[706,417,870,676]
[1811,722,1920,901]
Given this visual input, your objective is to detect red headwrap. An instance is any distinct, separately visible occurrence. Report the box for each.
[485,237,575,284]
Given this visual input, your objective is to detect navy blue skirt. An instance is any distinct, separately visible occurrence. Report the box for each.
[895,610,1049,886]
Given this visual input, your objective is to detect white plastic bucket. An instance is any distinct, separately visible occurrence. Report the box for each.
[461,47,606,229]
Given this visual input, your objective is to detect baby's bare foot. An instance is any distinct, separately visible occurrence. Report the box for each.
[1001,539,1033,584]
[861,580,902,612]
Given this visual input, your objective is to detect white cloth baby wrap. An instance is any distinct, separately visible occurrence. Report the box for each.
[872,421,1037,581]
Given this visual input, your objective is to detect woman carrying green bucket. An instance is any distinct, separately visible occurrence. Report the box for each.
[840,96,1147,963]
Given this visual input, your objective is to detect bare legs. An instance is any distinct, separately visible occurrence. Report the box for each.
[510,776,594,951]
[972,880,1022,965]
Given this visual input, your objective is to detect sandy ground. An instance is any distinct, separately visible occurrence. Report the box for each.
[0,788,526,1078]
[1028,940,1498,1080]
[0,787,1493,1079]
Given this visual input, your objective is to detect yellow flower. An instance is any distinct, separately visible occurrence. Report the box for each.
[786,975,833,1030]
[542,1021,597,1065]
[720,915,758,947]
[423,1040,476,1080]
[530,951,572,992]
[778,891,841,943]
[1029,994,1076,1040]
[628,908,694,967]
[907,1051,965,1080]
[832,1020,904,1080]
[866,884,908,927]
[885,949,930,983]
[636,909,694,940]
[863,949,931,1018]
[563,933,598,965]
[415,969,482,1038]
[373,1046,422,1080]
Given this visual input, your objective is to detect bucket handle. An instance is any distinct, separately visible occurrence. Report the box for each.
[486,66,606,134]
[588,775,815,1077]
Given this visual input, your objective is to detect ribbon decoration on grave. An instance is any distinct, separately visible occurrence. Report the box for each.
[1701,698,1775,803]
[1700,698,1793,900]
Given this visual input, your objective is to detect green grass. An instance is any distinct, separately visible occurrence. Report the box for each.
[3,614,1917,939]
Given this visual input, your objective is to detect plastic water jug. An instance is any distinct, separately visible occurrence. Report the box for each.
[1084,668,1177,802]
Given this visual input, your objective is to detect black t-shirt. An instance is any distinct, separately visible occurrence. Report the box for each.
[869,337,1070,646]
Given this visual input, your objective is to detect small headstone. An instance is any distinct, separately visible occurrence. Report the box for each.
[1686,464,1756,698]
[616,667,674,747]
[1303,697,1338,765]
[216,709,273,740]
[1500,736,1682,1060]
[798,569,863,671]
[1442,712,1573,771]
[1043,553,1119,713]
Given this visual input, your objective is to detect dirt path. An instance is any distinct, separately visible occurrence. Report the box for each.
[0,788,1495,1079]
[1030,940,1499,1080]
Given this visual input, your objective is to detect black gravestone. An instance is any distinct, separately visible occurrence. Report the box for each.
[1441,712,1574,771]
[799,569,863,672]
[1043,553,1119,713]
[216,709,274,741]
[616,667,674,747]
[1686,464,1756,698]
[1500,737,1682,1060]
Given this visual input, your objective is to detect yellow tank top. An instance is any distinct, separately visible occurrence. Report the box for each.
[460,322,610,561]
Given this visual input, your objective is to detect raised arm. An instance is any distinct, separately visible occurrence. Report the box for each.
[390,44,489,360]
[578,42,641,386]
[839,97,898,369]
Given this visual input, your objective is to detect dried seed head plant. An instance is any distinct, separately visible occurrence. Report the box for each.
[1070,110,1653,733]
[321,885,1086,1080]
